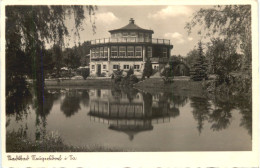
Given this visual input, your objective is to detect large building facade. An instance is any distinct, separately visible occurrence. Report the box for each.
[89,18,173,77]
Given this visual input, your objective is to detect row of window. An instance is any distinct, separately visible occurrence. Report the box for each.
[111,46,142,57]
[91,64,140,70]
[91,46,167,58]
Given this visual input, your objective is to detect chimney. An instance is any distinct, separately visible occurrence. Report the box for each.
[129,18,135,24]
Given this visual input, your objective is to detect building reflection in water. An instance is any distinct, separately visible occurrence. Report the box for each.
[88,88,184,141]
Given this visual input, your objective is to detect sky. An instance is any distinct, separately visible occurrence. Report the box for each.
[64,5,213,56]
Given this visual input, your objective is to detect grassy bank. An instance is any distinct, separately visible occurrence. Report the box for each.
[41,77,208,98]
[134,78,207,98]
[6,131,129,152]
[44,78,113,87]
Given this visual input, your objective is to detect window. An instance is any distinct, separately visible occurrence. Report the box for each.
[134,65,140,69]
[95,47,100,57]
[91,48,95,58]
[119,46,126,57]
[103,65,106,69]
[113,65,120,70]
[124,65,130,69]
[111,34,115,38]
[104,47,108,57]
[111,46,118,57]
[130,32,136,37]
[92,65,95,69]
[147,46,152,57]
[127,46,134,57]
[100,47,104,57]
[135,46,142,57]
[122,32,128,37]
[163,47,167,57]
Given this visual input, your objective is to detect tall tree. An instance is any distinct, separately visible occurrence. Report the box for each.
[190,41,208,81]
[6,6,97,114]
[185,5,251,71]
[143,58,153,78]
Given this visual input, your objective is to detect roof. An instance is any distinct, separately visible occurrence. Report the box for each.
[109,18,154,34]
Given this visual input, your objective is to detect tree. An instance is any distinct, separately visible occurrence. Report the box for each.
[190,41,208,81]
[6,6,97,114]
[184,49,200,68]
[206,38,241,82]
[127,67,134,77]
[185,5,251,71]
[143,58,153,78]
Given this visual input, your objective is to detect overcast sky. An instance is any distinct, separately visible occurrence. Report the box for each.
[64,5,213,56]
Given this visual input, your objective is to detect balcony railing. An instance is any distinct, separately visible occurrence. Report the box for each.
[90,38,171,45]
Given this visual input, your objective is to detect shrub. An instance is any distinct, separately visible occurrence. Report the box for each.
[161,67,174,78]
[81,68,90,80]
[143,59,153,78]
[127,68,134,77]
[129,74,139,85]
[114,76,122,84]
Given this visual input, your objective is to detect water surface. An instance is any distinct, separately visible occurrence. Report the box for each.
[6,87,252,151]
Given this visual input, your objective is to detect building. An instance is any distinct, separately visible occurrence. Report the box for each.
[89,18,174,77]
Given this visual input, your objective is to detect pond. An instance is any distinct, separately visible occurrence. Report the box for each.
[6,86,252,151]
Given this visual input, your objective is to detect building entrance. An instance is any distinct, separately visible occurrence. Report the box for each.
[97,64,101,76]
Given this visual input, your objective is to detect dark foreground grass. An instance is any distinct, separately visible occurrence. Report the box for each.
[6,131,129,152]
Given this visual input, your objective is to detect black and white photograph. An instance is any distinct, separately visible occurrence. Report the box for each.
[1,0,259,167]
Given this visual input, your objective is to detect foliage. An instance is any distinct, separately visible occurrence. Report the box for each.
[184,49,200,68]
[6,6,97,107]
[185,5,251,67]
[190,41,208,81]
[113,68,138,86]
[6,131,127,152]
[127,67,134,77]
[81,68,90,80]
[143,59,153,78]
[161,67,174,78]
[206,38,242,78]
[185,5,251,94]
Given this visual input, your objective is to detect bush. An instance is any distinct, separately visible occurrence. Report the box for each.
[81,68,90,80]
[127,68,134,77]
[129,74,139,85]
[143,59,153,78]
[114,76,122,84]
[161,67,174,78]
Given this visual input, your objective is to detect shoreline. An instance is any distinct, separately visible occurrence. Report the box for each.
[41,77,208,98]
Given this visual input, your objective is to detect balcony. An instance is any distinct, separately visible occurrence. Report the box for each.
[90,37,171,45]
[150,57,169,63]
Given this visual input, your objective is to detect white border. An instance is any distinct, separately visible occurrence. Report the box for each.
[1,0,259,167]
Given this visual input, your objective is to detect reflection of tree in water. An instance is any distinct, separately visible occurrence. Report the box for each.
[111,86,139,103]
[111,86,122,101]
[209,98,234,131]
[167,93,189,108]
[190,97,211,134]
[143,92,153,117]
[123,87,139,103]
[81,90,90,107]
[236,97,252,137]
[34,89,61,140]
[60,91,81,117]
[6,76,33,121]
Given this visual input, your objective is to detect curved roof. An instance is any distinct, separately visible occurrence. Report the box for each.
[109,18,154,34]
